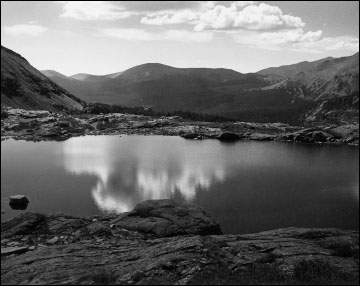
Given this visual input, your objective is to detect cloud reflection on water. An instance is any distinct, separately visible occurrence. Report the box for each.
[62,136,228,213]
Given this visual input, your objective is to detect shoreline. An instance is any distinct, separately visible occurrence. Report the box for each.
[1,108,359,146]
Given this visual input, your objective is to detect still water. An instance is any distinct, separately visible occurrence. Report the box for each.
[1,135,359,234]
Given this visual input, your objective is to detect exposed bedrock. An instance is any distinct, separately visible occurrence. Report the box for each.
[1,200,359,285]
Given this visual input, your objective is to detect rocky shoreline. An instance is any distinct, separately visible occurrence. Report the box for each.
[1,108,359,146]
[1,200,359,285]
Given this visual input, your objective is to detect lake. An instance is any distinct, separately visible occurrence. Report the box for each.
[1,135,359,234]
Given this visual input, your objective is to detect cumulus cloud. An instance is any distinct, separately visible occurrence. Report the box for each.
[58,1,131,20]
[195,2,305,31]
[102,28,214,43]
[140,2,305,35]
[3,24,48,36]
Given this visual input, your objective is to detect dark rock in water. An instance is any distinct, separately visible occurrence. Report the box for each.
[111,199,222,237]
[9,195,29,210]
[217,132,240,141]
[180,132,201,139]
[1,246,28,257]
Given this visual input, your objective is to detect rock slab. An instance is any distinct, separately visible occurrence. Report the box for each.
[111,199,222,237]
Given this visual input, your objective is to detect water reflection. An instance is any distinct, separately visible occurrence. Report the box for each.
[2,136,358,233]
[62,136,228,213]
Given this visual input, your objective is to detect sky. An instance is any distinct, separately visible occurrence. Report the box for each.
[1,1,359,76]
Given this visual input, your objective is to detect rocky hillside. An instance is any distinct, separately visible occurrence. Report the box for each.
[258,53,359,98]
[1,46,84,112]
[258,53,359,124]
[1,200,359,285]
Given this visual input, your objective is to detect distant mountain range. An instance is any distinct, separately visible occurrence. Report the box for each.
[1,46,83,112]
[1,45,358,124]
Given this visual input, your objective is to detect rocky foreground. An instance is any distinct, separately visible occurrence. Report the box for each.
[1,200,359,285]
[1,107,359,145]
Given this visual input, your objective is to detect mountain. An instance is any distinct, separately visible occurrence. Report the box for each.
[43,63,309,123]
[42,53,359,124]
[1,46,83,111]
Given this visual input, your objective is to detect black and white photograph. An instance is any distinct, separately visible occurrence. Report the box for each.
[1,1,359,285]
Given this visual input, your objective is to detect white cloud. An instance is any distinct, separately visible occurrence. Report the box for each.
[59,1,131,20]
[3,24,48,36]
[195,2,305,31]
[141,10,198,25]
[231,29,359,53]
[102,28,213,43]
[293,36,359,53]
[260,29,323,44]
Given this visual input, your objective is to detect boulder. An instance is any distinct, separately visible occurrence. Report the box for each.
[111,199,222,237]
[9,195,29,210]
[217,132,240,141]
[308,131,331,142]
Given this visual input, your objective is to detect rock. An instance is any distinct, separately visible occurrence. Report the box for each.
[279,133,295,141]
[217,132,240,141]
[87,222,112,236]
[46,236,59,244]
[310,131,330,142]
[249,133,275,141]
[1,213,45,239]
[6,124,21,131]
[1,110,9,119]
[0,205,358,285]
[9,195,29,210]
[57,121,70,128]
[1,246,28,257]
[7,241,20,247]
[37,128,60,138]
[113,199,222,237]
[179,132,201,139]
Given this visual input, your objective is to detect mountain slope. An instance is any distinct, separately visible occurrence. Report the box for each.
[1,46,83,111]
[258,53,359,123]
[258,53,359,101]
